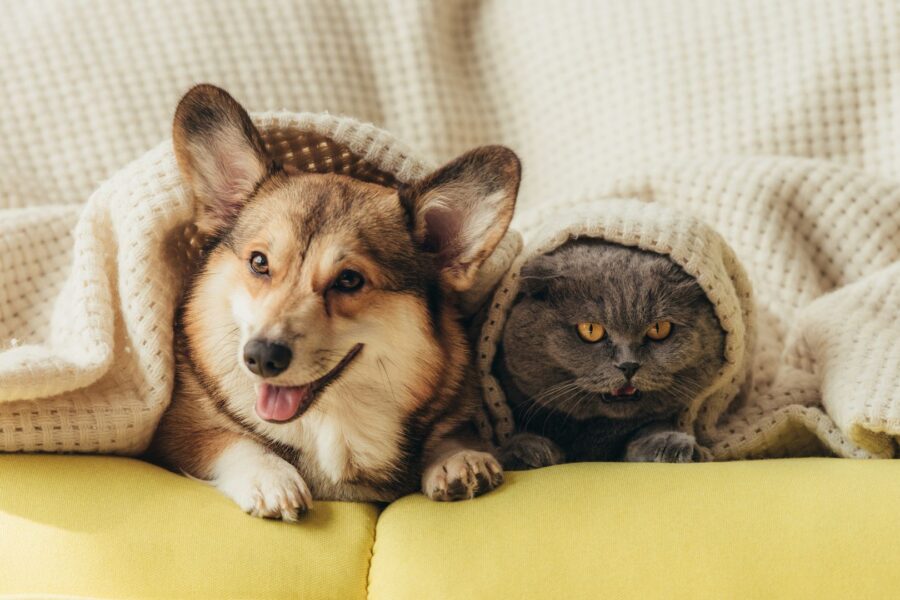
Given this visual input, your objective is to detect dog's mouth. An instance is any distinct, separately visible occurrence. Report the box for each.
[255,343,364,424]
[601,385,641,403]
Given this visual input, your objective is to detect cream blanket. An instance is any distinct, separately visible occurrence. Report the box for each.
[0,111,519,453]
[1,0,899,455]
[476,167,900,459]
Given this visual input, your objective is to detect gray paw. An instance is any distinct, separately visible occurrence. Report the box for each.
[499,433,564,471]
[624,430,701,463]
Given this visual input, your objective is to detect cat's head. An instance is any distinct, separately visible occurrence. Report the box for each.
[501,240,725,420]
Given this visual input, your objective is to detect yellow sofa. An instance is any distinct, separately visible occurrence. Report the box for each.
[2,455,899,599]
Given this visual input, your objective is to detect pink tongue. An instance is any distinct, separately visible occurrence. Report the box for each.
[256,384,310,422]
[615,385,637,396]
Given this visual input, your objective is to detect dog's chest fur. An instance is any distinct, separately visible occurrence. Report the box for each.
[176,354,418,501]
[261,385,417,501]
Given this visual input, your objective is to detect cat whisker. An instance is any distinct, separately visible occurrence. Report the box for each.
[522,381,581,419]
[532,379,580,402]
[521,384,582,431]
[557,389,594,429]
[536,387,584,429]
[530,381,581,404]
[666,378,705,407]
[567,393,593,426]
[669,376,704,396]
[533,385,581,408]
[540,388,592,436]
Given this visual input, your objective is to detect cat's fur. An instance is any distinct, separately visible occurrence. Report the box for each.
[496,240,725,468]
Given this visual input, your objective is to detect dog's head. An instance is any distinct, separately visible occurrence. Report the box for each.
[174,85,520,432]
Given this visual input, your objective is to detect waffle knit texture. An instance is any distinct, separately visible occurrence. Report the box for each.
[476,190,898,459]
[0,0,898,454]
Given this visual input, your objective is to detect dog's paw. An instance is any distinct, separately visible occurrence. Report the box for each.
[624,430,701,463]
[498,433,564,471]
[213,443,312,521]
[422,450,504,502]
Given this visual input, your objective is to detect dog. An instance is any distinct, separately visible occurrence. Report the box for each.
[149,85,521,520]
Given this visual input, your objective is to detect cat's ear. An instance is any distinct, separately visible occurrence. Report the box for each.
[173,84,275,236]
[519,254,559,299]
[401,146,520,292]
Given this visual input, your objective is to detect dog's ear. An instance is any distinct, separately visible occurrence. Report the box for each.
[173,84,273,235]
[401,146,521,292]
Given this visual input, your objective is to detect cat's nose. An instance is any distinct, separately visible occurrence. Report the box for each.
[243,339,292,378]
[616,362,640,379]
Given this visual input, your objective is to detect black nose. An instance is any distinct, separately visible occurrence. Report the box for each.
[243,339,292,377]
[616,362,640,379]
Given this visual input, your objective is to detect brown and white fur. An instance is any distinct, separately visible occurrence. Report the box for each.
[149,85,521,520]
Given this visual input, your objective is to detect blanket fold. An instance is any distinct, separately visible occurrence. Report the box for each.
[476,157,899,459]
[0,111,522,454]
[0,113,437,453]
[1,135,898,457]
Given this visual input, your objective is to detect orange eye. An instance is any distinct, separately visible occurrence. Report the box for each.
[576,322,605,343]
[646,321,672,341]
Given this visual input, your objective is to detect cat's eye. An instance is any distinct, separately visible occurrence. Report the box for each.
[249,251,269,275]
[646,320,672,341]
[576,322,606,343]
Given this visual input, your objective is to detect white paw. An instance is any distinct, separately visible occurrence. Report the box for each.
[422,449,504,502]
[212,440,312,521]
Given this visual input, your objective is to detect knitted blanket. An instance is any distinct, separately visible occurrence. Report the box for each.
[475,164,900,459]
[0,111,522,453]
[1,1,899,454]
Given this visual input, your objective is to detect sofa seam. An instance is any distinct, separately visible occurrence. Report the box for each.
[365,508,381,600]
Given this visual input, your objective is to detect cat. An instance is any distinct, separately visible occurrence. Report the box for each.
[495,239,725,469]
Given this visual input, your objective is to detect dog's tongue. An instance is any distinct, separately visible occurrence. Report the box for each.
[256,384,310,422]
[614,385,637,396]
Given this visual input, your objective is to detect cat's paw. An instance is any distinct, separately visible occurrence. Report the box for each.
[499,433,564,470]
[213,443,312,521]
[422,450,504,501]
[624,430,701,463]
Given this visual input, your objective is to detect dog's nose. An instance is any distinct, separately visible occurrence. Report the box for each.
[616,361,640,379]
[243,339,292,377]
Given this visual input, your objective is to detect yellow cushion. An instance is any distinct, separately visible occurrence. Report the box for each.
[0,455,378,600]
[369,459,900,600]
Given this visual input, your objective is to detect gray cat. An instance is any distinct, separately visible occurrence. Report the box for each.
[496,240,725,469]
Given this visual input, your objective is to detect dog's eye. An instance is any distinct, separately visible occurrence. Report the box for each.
[249,251,269,275]
[333,269,364,292]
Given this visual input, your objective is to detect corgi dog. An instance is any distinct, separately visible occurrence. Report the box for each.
[150,85,521,520]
